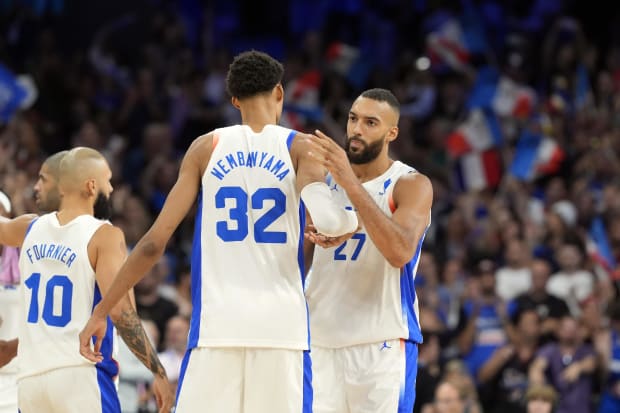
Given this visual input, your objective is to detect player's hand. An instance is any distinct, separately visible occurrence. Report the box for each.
[152,373,174,413]
[79,307,107,363]
[0,338,17,368]
[308,130,358,191]
[305,223,357,248]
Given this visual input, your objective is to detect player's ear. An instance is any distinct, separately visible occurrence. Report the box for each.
[231,96,241,109]
[86,178,97,197]
[386,126,398,143]
[274,83,284,103]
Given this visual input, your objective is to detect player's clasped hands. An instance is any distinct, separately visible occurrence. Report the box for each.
[305,223,357,248]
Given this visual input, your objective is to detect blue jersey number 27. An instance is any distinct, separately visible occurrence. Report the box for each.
[216,186,286,243]
[25,272,73,327]
[334,233,366,261]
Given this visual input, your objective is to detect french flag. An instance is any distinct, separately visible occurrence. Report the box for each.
[588,216,616,274]
[325,42,372,88]
[454,148,502,192]
[0,63,37,124]
[282,69,321,131]
[426,17,470,72]
[467,67,536,119]
[446,108,502,157]
[509,131,564,181]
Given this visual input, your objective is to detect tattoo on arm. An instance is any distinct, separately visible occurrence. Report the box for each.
[114,307,166,377]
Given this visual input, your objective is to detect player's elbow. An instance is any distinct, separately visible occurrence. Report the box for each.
[386,252,411,269]
[139,238,165,258]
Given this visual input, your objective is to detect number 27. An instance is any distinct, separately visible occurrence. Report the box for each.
[334,233,366,261]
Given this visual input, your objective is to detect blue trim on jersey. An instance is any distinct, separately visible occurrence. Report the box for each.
[92,284,119,378]
[174,348,193,409]
[286,130,297,150]
[298,201,311,348]
[298,201,307,284]
[400,229,427,344]
[24,217,38,237]
[188,191,204,348]
[397,342,418,413]
[96,366,121,413]
[302,349,313,413]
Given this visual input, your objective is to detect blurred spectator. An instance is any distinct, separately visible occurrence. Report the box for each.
[157,315,189,391]
[134,255,178,350]
[529,316,597,413]
[457,259,515,378]
[547,242,596,316]
[478,308,541,413]
[596,300,620,413]
[512,258,570,343]
[524,384,558,413]
[496,237,533,301]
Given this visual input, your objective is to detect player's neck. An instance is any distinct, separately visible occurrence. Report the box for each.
[56,196,93,224]
[239,99,278,133]
[352,156,393,183]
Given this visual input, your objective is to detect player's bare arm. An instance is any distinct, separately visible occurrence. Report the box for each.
[308,129,432,267]
[0,214,37,247]
[92,134,209,317]
[86,223,173,413]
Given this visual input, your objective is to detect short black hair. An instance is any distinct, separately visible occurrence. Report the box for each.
[225,50,284,99]
[360,88,400,114]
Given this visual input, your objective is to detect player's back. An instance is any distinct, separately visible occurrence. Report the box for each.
[17,213,117,379]
[192,124,308,350]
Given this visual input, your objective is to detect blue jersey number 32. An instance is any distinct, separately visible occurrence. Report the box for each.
[215,186,287,243]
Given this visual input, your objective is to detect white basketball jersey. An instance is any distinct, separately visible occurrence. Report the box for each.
[306,161,427,348]
[189,124,308,350]
[17,214,118,379]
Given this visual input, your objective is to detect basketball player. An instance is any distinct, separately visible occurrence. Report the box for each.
[34,150,69,213]
[304,88,433,413]
[0,147,173,412]
[0,150,67,413]
[79,50,358,413]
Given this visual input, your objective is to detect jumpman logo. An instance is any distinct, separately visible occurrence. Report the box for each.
[380,341,392,351]
[378,179,392,195]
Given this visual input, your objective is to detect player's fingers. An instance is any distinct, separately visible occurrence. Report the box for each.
[93,334,103,354]
[314,129,333,144]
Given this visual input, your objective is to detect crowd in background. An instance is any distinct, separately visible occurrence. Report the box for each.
[2,1,620,412]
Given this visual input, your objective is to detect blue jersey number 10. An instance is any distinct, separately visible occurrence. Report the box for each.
[25,273,73,327]
[215,186,287,243]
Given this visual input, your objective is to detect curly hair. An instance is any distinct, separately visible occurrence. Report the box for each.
[225,50,284,99]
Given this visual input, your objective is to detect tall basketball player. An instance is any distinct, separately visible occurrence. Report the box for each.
[305,89,433,413]
[79,50,358,413]
[0,147,173,412]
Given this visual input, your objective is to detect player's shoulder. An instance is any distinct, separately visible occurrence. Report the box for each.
[91,222,125,244]
[392,163,432,196]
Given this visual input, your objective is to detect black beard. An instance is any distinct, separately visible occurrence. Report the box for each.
[94,192,112,220]
[345,135,384,164]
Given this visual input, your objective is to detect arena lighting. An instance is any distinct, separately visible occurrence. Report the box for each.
[416,56,431,71]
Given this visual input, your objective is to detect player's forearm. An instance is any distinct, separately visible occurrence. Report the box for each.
[112,300,167,378]
[344,183,415,267]
[96,237,165,316]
